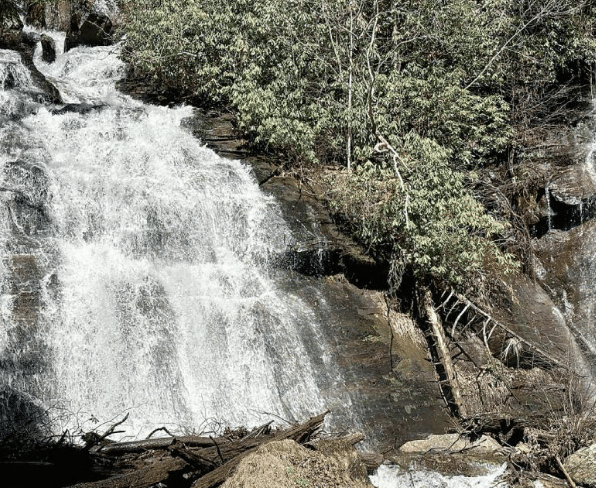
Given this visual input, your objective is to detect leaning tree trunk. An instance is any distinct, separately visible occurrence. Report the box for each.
[417,285,467,418]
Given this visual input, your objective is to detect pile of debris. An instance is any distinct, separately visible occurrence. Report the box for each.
[46,411,375,488]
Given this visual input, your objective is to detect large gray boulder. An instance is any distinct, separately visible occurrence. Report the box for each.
[549,157,596,207]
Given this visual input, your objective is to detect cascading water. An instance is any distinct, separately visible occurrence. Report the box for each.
[0,38,356,439]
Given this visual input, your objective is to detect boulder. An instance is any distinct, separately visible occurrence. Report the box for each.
[564,444,596,487]
[40,34,56,63]
[399,433,502,456]
[64,11,113,52]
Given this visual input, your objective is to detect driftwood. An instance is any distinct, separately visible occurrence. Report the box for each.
[438,289,568,370]
[68,412,330,488]
[94,435,222,455]
[68,457,187,488]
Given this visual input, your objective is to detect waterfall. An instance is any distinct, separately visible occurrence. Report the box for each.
[0,40,354,439]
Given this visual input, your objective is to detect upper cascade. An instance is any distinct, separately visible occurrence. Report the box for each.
[0,30,357,440]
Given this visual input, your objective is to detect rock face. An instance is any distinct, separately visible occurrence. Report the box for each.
[25,0,72,31]
[64,11,113,52]
[549,153,596,207]
[564,444,596,487]
[0,159,54,445]
[0,3,23,50]
[535,221,596,374]
[488,272,579,369]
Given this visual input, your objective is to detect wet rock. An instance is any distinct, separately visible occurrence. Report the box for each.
[399,433,502,456]
[51,102,106,115]
[534,220,596,373]
[549,155,596,207]
[25,0,72,31]
[40,34,56,63]
[0,29,62,104]
[0,3,23,49]
[17,49,62,104]
[488,272,577,370]
[1,160,51,236]
[64,12,113,52]
[564,444,596,487]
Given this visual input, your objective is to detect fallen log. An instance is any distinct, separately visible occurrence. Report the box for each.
[67,457,186,488]
[418,287,467,418]
[93,435,224,455]
[170,441,217,473]
[191,411,328,488]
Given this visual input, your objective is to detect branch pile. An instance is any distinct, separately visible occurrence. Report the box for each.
[67,411,340,488]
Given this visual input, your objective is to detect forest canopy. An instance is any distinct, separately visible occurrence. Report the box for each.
[122,0,596,292]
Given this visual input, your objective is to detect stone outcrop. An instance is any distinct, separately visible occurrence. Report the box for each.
[40,34,56,63]
[0,17,62,104]
[399,433,502,456]
[64,11,113,52]
[25,0,72,31]
[564,444,596,487]
[0,3,23,50]
[549,152,596,207]
[23,0,118,53]
[534,220,596,377]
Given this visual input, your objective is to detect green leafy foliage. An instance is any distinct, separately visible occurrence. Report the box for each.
[122,0,595,289]
[329,134,517,290]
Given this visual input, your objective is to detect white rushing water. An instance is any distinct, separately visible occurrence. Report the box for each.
[0,38,353,438]
[369,463,508,488]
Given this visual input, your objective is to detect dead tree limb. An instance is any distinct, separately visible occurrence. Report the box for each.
[146,426,174,439]
[94,435,223,455]
[244,420,273,439]
[555,455,577,488]
[67,458,187,488]
[170,441,217,472]
[98,414,129,443]
[209,435,225,464]
[418,287,467,418]
[448,291,569,370]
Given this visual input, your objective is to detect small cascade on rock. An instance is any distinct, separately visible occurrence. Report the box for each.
[545,181,553,231]
[0,40,358,439]
[0,50,32,90]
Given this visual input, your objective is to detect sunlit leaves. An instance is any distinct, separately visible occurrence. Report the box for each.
[122,0,593,289]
